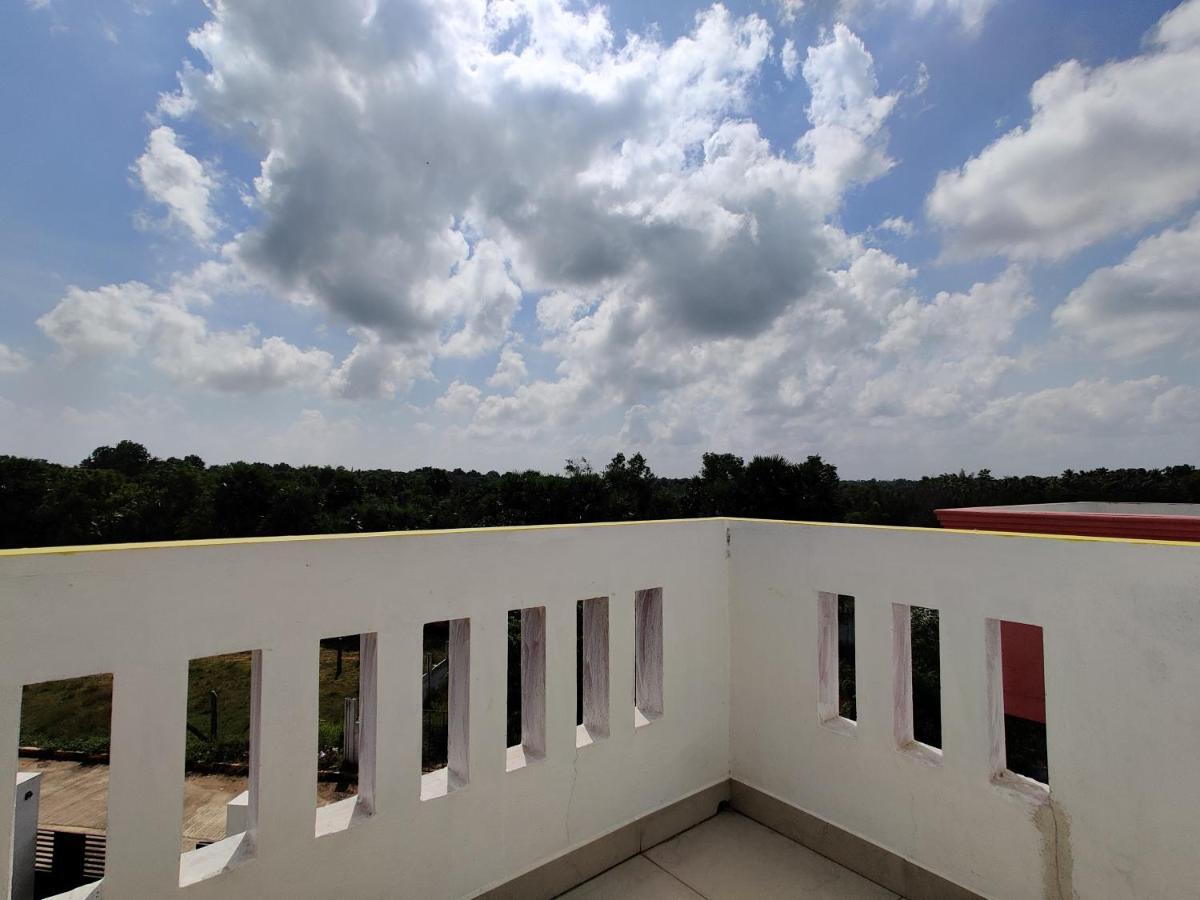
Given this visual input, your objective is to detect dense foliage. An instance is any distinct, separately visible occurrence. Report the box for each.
[3,440,1200,549]
[14,442,1193,774]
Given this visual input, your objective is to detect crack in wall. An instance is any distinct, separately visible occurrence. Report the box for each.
[1035,798,1074,900]
[565,746,580,846]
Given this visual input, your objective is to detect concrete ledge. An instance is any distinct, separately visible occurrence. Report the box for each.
[478,780,729,900]
[179,831,252,888]
[730,781,982,900]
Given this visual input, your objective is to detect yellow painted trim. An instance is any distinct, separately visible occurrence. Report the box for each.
[723,517,1200,548]
[0,518,726,558]
[0,516,1195,559]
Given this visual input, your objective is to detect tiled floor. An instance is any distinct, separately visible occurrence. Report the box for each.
[559,811,902,899]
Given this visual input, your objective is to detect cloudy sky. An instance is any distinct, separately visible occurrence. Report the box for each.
[2,0,1199,477]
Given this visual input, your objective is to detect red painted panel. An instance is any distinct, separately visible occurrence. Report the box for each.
[1000,621,1045,724]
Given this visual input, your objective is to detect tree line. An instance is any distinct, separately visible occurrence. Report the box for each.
[1,439,1199,549]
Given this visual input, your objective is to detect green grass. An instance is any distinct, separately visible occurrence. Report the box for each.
[316,645,360,744]
[20,674,113,749]
[20,646,364,767]
[185,652,254,745]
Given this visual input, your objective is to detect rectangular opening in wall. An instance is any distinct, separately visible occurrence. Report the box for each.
[892,605,942,763]
[422,618,470,800]
[178,650,258,886]
[987,619,1049,790]
[16,673,112,899]
[576,597,610,747]
[911,607,941,749]
[315,633,377,834]
[507,607,546,772]
[634,588,663,727]
[838,595,857,721]
[818,592,856,734]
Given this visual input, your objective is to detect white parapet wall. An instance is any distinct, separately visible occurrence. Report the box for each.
[2,519,1199,899]
[729,520,1200,900]
[0,521,732,899]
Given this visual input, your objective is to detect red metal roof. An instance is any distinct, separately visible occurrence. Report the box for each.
[935,505,1200,542]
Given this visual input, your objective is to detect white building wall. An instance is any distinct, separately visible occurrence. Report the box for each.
[0,521,731,900]
[729,520,1200,900]
[2,519,1199,899]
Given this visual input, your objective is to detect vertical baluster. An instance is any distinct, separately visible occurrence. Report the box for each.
[892,604,913,748]
[580,598,610,742]
[520,607,547,760]
[256,640,319,853]
[634,588,664,723]
[357,634,378,813]
[105,663,187,897]
[448,619,471,789]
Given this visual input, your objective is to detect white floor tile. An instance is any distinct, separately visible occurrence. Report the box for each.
[645,812,899,900]
[559,855,705,900]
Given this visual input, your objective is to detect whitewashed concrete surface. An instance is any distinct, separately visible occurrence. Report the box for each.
[729,520,1200,900]
[3,519,1200,899]
[0,521,730,899]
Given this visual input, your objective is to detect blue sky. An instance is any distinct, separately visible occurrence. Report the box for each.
[2,0,1199,477]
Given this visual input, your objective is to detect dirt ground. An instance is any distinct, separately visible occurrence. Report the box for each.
[18,758,361,851]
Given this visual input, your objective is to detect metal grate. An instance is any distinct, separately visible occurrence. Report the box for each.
[82,833,105,879]
[34,829,54,872]
[34,829,105,886]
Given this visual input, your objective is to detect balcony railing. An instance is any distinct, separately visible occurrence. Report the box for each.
[2,518,1198,899]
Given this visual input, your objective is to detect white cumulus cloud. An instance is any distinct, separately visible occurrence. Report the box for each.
[775,1,804,24]
[906,0,995,34]
[780,38,799,80]
[37,278,334,393]
[927,0,1200,260]
[835,0,996,35]
[797,24,898,200]
[976,377,1200,439]
[0,344,30,374]
[435,380,483,417]
[1054,213,1200,359]
[488,345,528,391]
[878,216,914,237]
[23,0,1200,477]
[134,126,221,244]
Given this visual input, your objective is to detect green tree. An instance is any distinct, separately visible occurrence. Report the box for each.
[737,454,843,521]
[603,452,657,520]
[211,463,280,537]
[80,440,153,478]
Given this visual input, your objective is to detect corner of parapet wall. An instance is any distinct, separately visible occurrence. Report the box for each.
[720,517,736,780]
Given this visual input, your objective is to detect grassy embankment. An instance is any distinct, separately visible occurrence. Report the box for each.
[20,648,362,768]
